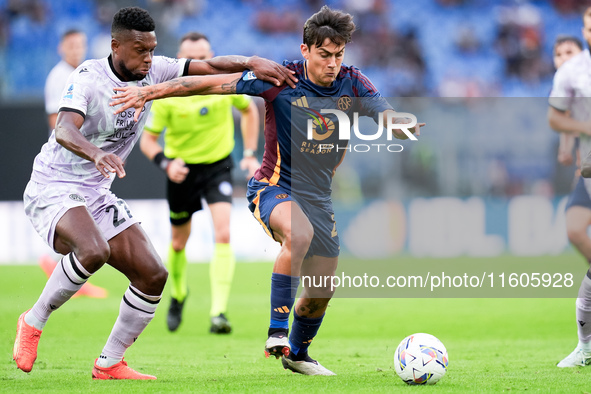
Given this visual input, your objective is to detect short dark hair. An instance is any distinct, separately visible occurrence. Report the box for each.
[180,32,209,44]
[303,6,355,48]
[111,7,155,36]
[61,29,84,41]
[554,35,584,52]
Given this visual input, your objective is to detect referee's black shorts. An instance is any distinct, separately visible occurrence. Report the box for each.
[167,155,233,225]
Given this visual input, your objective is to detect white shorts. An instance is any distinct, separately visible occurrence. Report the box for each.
[24,180,139,251]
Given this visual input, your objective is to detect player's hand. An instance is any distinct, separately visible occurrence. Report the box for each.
[167,158,189,184]
[111,86,148,122]
[247,56,298,88]
[93,151,126,179]
[412,122,425,138]
[393,118,425,140]
[240,156,260,179]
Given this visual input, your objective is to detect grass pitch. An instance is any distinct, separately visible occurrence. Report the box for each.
[1,256,591,392]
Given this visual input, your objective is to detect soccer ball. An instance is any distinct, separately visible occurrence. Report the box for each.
[394,333,448,385]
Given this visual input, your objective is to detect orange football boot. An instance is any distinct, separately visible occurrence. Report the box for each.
[13,310,42,373]
[92,358,157,380]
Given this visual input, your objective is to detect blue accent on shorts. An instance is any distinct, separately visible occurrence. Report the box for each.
[246,178,340,258]
[566,177,591,211]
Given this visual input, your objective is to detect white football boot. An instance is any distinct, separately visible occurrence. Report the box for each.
[281,353,336,376]
[265,332,290,359]
[557,346,591,367]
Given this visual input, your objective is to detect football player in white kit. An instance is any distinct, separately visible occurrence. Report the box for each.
[549,6,591,368]
[13,6,297,379]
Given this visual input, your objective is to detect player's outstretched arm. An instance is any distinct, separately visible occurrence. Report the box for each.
[55,111,126,178]
[111,73,242,122]
[557,133,575,166]
[238,100,260,178]
[188,55,297,88]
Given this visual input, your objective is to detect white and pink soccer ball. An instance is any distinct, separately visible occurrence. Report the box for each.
[394,333,448,385]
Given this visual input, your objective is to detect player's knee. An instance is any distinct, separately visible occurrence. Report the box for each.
[76,238,110,270]
[171,238,186,252]
[567,226,588,245]
[287,227,314,253]
[214,228,231,244]
[145,264,168,292]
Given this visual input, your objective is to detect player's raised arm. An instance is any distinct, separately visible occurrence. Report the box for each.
[187,55,297,88]
[111,73,243,121]
[55,111,126,178]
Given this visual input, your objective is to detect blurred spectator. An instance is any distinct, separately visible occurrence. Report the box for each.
[495,4,553,84]
[255,9,302,34]
[488,158,509,196]
[552,0,591,15]
[455,26,481,54]
[0,9,8,47]
[149,0,202,31]
[44,29,87,132]
[6,0,46,23]
[89,1,117,59]
[437,0,469,6]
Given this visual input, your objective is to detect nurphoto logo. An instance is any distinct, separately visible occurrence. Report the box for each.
[306,109,418,153]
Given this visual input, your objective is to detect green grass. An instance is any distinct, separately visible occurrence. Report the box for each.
[1,256,591,392]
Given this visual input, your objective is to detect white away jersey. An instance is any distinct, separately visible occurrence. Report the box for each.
[44,60,76,115]
[31,55,187,188]
[549,49,591,159]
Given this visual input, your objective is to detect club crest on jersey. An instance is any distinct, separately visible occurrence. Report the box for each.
[243,71,257,81]
[69,194,85,203]
[337,95,352,111]
[64,84,74,99]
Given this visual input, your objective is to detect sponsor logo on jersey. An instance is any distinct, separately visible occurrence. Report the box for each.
[243,71,257,81]
[64,84,74,99]
[306,108,418,143]
[292,96,309,108]
[163,56,179,64]
[275,193,288,199]
[69,193,86,203]
[79,67,89,73]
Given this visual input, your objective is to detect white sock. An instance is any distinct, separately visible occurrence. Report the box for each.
[98,285,161,366]
[95,354,123,368]
[576,272,591,349]
[27,253,91,330]
[578,340,591,353]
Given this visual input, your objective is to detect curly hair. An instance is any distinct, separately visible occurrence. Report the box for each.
[111,7,155,36]
[303,6,355,48]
